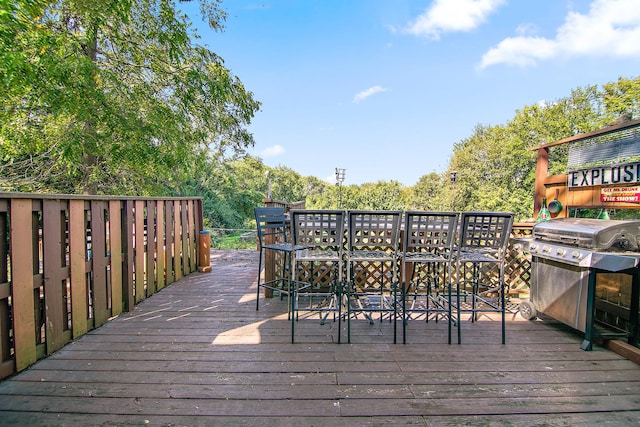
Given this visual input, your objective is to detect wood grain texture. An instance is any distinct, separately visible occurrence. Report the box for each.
[1,249,640,426]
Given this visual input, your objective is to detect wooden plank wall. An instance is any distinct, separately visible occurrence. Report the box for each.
[0,195,203,381]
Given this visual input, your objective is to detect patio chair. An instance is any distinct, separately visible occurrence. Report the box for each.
[346,210,402,344]
[254,207,300,317]
[290,209,345,343]
[453,211,515,344]
[401,211,458,344]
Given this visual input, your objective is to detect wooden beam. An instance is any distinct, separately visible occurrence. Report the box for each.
[10,199,37,371]
[69,200,88,338]
[109,200,123,316]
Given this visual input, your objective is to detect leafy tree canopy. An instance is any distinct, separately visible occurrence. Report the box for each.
[0,0,260,194]
[2,1,639,229]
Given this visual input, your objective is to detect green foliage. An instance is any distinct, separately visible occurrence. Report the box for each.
[2,1,639,230]
[351,181,405,210]
[0,0,259,195]
[403,173,444,210]
[267,166,306,203]
[442,77,640,221]
[602,76,640,119]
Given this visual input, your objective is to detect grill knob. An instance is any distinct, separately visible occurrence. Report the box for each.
[556,248,566,256]
[529,243,537,252]
[572,251,583,259]
[542,246,551,253]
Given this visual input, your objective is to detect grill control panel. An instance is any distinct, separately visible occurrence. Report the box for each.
[528,240,640,271]
[529,242,592,266]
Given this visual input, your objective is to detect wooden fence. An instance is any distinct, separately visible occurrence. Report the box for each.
[0,193,203,380]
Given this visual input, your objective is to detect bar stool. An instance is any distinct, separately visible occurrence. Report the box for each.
[401,211,458,344]
[453,212,514,344]
[345,210,402,344]
[290,209,345,343]
[254,207,301,316]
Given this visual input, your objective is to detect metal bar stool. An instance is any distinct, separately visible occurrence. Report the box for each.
[401,211,458,344]
[290,209,345,343]
[453,211,515,344]
[346,210,402,344]
[254,207,301,317]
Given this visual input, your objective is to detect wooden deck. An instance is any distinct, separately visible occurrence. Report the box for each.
[1,249,640,426]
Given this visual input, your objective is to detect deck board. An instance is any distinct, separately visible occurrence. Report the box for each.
[1,249,640,426]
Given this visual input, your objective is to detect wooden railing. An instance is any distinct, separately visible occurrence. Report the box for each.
[0,193,203,380]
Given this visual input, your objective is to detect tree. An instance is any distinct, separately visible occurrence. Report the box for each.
[267,166,306,203]
[0,0,260,194]
[352,181,404,210]
[404,172,444,210]
[602,76,640,119]
[444,80,638,221]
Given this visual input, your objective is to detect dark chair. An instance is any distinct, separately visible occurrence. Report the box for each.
[401,211,458,344]
[345,210,402,344]
[453,212,515,344]
[254,207,301,316]
[290,209,345,343]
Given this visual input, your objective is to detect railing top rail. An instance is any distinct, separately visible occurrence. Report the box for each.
[0,192,203,201]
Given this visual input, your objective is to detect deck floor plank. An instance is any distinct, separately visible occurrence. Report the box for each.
[1,249,640,426]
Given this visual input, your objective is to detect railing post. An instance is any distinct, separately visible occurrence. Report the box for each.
[146,200,157,296]
[109,200,123,316]
[198,231,211,273]
[69,199,88,338]
[123,200,135,312]
[156,201,166,291]
[10,198,37,371]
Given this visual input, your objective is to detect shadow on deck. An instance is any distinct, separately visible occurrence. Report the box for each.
[1,249,640,426]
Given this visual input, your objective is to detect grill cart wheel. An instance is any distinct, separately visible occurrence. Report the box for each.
[519,300,537,321]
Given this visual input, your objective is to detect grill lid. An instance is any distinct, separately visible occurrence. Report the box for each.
[532,218,640,251]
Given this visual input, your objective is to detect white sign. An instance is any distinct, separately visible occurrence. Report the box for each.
[601,186,640,203]
[568,162,640,187]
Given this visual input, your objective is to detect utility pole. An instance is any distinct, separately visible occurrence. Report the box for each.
[335,168,346,209]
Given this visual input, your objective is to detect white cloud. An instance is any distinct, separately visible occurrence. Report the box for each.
[404,0,506,39]
[260,145,285,157]
[324,174,336,183]
[479,0,640,68]
[353,85,388,103]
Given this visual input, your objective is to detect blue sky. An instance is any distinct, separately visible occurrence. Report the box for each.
[181,0,640,186]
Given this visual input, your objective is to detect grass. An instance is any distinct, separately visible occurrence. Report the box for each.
[210,230,256,250]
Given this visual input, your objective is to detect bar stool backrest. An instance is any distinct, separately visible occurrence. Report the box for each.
[255,207,288,247]
[290,210,345,249]
[404,211,458,257]
[458,212,514,256]
[348,210,402,252]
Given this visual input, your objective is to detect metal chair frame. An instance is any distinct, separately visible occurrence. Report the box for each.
[254,207,300,317]
[401,211,458,344]
[346,210,402,344]
[454,211,515,344]
[290,209,345,343]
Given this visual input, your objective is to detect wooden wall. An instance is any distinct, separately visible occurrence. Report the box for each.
[542,173,640,219]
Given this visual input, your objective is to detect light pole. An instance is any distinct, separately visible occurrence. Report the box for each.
[265,170,272,199]
[449,170,457,211]
[335,168,346,208]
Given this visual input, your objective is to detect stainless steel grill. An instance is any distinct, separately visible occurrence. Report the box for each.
[529,218,640,271]
[525,218,640,350]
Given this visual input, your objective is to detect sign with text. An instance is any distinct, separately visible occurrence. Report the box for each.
[600,186,640,203]
[568,162,640,188]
